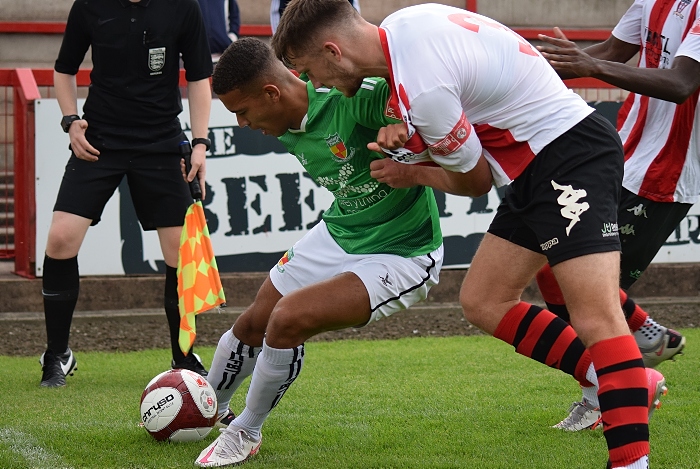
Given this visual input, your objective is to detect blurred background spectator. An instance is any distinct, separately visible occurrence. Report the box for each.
[199,0,241,62]
[270,0,360,34]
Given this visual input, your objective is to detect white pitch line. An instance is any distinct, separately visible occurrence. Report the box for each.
[0,428,75,469]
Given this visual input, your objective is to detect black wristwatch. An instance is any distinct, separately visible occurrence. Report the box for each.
[191,138,211,151]
[61,114,81,133]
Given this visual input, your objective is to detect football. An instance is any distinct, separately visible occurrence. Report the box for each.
[140,369,218,442]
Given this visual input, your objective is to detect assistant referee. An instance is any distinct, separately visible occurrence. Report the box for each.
[40,0,213,387]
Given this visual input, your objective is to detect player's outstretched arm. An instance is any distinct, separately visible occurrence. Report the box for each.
[537,28,638,79]
[538,28,700,104]
[583,55,700,104]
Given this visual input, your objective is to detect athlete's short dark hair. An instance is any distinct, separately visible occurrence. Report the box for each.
[212,37,277,96]
[271,0,359,66]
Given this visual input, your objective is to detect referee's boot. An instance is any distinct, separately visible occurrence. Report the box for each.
[172,352,208,378]
[39,348,77,387]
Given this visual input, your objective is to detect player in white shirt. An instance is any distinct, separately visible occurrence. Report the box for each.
[272,1,667,468]
[537,0,700,433]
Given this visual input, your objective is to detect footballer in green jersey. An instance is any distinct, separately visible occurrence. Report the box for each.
[276,77,441,257]
[196,38,444,467]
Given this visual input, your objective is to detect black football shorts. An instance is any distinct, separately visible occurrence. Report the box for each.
[53,133,192,230]
[617,187,693,289]
[488,111,624,266]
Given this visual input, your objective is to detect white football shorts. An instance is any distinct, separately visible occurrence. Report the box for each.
[269,220,443,324]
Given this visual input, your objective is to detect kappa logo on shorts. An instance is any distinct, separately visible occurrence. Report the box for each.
[379,273,393,287]
[540,237,559,251]
[627,204,648,218]
[551,180,590,236]
[619,223,635,236]
[148,47,165,75]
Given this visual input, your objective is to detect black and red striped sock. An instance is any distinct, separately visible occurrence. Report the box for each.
[590,335,648,467]
[494,301,593,387]
[619,290,648,333]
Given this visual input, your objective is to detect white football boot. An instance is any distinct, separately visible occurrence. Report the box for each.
[195,426,262,467]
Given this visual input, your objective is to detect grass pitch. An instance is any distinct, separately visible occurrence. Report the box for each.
[1,332,698,468]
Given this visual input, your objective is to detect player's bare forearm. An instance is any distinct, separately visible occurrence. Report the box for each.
[412,166,481,196]
[589,57,700,104]
[537,29,638,80]
[431,157,492,197]
[538,29,700,103]
[369,154,492,197]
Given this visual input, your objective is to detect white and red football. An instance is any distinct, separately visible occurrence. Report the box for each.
[140,369,218,442]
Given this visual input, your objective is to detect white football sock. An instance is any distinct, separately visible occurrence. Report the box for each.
[231,340,305,440]
[633,317,666,350]
[583,362,600,407]
[585,362,599,387]
[611,455,648,469]
[582,385,599,407]
[207,329,260,419]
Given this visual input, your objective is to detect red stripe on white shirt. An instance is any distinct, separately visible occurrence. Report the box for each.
[621,94,650,161]
[473,124,536,180]
[638,90,700,201]
[614,0,700,203]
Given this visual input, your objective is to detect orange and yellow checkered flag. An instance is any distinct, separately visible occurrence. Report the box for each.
[177,200,225,355]
[176,140,225,355]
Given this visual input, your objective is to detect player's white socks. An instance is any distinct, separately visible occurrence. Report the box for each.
[633,317,666,350]
[231,340,305,440]
[583,363,600,407]
[207,329,260,420]
[612,455,648,469]
[582,385,600,407]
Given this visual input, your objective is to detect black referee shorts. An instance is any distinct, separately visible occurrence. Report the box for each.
[53,133,193,230]
[488,111,624,266]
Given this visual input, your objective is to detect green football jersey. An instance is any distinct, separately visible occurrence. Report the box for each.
[278,78,442,257]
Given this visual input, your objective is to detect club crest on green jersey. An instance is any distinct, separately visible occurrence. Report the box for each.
[325,133,355,162]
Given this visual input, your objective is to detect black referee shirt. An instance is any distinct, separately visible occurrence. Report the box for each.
[55,0,212,131]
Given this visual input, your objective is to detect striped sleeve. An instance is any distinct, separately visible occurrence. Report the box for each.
[676,14,700,63]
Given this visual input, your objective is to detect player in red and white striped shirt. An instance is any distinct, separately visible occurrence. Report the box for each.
[538,0,700,437]
[273,2,669,468]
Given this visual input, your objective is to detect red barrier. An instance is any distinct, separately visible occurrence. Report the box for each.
[10,69,40,277]
[0,21,274,37]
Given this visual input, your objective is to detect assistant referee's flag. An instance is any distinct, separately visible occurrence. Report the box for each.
[177,140,226,355]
